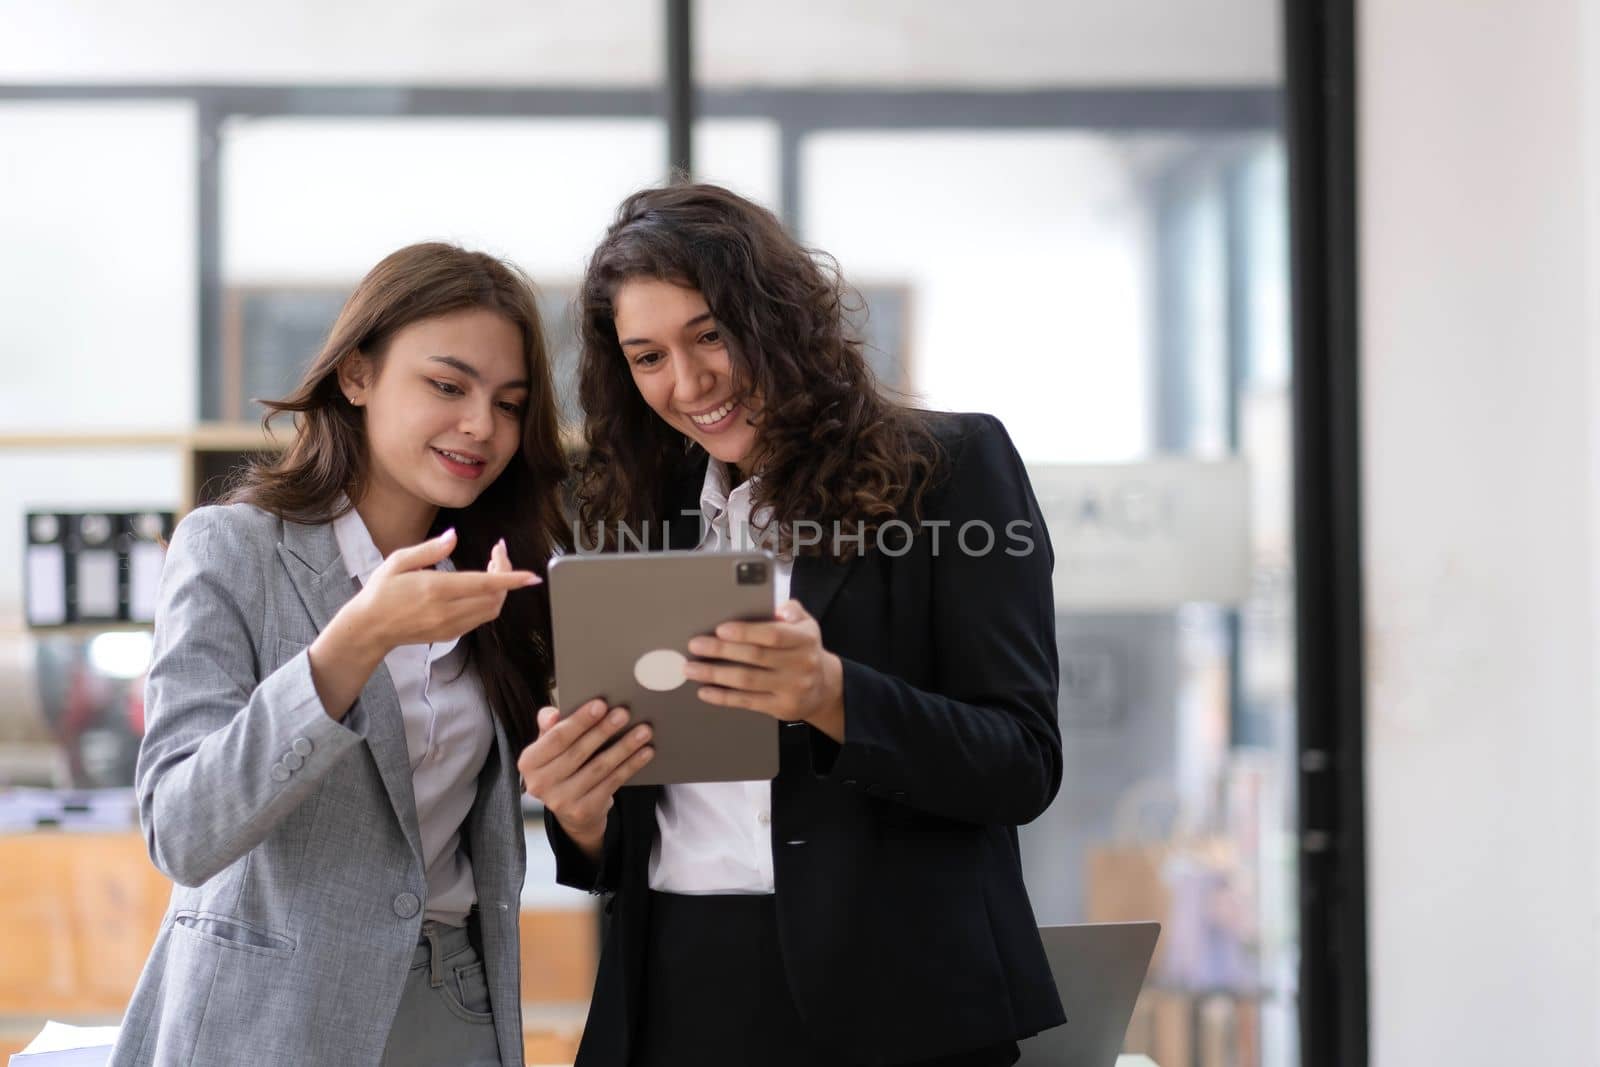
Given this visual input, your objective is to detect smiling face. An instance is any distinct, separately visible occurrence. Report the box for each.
[341,307,529,533]
[613,277,761,474]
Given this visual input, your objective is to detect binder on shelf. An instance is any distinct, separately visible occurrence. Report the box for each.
[24,513,69,627]
[121,511,173,623]
[69,513,120,622]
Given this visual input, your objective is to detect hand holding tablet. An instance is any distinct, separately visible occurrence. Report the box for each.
[518,699,654,858]
[681,598,846,742]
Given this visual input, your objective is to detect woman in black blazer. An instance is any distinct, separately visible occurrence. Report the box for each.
[517,183,1065,1067]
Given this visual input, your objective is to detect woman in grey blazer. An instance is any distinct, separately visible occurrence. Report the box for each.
[111,243,571,1067]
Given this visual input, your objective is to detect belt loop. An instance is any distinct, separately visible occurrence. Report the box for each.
[424,922,445,988]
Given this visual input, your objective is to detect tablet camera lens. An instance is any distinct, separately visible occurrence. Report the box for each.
[736,561,768,585]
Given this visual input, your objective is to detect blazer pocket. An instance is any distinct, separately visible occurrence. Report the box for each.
[171,910,296,959]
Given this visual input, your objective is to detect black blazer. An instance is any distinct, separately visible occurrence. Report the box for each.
[549,412,1066,1066]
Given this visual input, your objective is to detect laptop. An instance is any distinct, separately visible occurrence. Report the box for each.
[1015,922,1161,1067]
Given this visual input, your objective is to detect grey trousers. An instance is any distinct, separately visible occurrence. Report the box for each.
[381,921,504,1066]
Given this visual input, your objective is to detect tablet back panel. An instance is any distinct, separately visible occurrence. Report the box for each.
[548,551,780,785]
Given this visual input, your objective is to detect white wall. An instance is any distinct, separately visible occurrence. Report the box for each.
[1360,1,1600,1064]
[698,0,1281,87]
[1587,5,1600,1057]
[220,117,779,285]
[802,131,1154,463]
[0,0,662,86]
[0,0,1279,87]
[0,101,197,431]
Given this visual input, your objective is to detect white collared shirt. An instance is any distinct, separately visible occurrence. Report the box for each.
[647,461,792,895]
[332,506,494,927]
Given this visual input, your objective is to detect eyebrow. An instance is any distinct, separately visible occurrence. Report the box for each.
[618,311,715,348]
[428,354,528,390]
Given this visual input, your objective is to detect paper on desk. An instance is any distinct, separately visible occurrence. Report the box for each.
[9,1021,118,1066]
[0,789,138,833]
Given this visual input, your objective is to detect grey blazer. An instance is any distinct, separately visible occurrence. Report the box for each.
[110,503,527,1067]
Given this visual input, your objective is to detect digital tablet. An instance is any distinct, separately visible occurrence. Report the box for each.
[547,550,780,785]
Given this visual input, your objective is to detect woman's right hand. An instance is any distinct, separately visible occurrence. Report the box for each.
[519,701,655,863]
[309,528,537,721]
[349,528,539,652]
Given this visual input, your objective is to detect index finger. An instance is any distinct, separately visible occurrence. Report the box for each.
[711,619,807,648]
[431,569,541,594]
[520,700,608,768]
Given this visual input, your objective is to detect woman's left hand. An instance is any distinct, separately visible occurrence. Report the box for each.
[684,599,846,742]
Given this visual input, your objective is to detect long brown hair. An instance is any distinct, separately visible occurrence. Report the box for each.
[228,242,568,750]
[576,182,939,556]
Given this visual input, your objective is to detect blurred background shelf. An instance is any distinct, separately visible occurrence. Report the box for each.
[0,424,290,515]
[0,424,287,452]
[0,623,153,639]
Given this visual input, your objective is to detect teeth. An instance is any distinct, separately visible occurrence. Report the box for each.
[691,400,735,426]
[437,449,483,465]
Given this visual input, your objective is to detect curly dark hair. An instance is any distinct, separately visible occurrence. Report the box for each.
[575,182,940,556]
[226,242,569,752]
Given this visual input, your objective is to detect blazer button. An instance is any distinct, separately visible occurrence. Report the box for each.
[393,892,421,919]
[283,752,305,771]
[292,737,314,757]
[270,764,291,783]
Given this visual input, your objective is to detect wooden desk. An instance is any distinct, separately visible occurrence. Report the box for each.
[0,832,168,1016]
[0,1034,1157,1067]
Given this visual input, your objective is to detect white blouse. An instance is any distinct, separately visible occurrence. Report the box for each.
[647,461,791,895]
[332,506,494,926]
